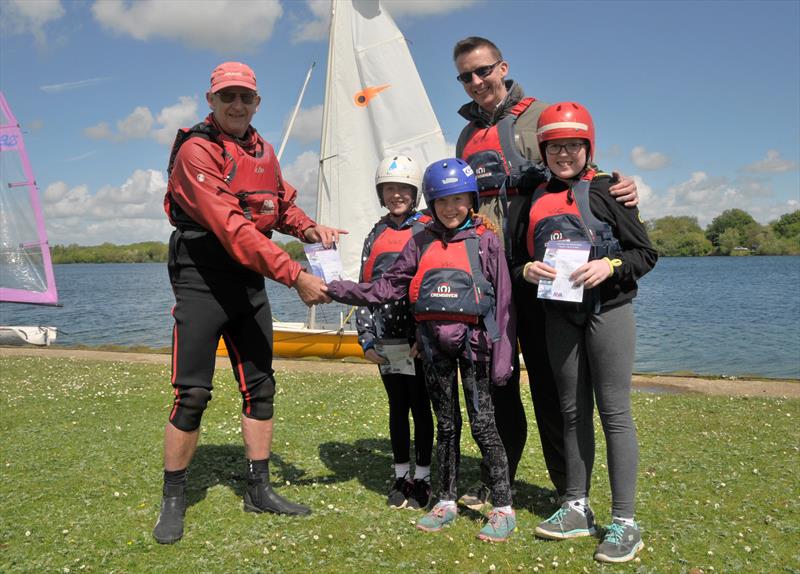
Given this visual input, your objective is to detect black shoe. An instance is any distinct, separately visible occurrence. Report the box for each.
[153,486,186,544]
[387,477,412,509]
[244,476,311,516]
[406,478,431,510]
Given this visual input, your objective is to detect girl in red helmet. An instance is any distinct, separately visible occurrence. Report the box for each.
[511,102,657,562]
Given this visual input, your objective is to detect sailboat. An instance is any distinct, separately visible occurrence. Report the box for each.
[0,92,59,346]
[218,0,446,360]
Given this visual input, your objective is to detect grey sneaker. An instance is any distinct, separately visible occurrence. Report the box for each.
[458,481,491,511]
[594,519,644,563]
[387,477,412,509]
[534,502,597,540]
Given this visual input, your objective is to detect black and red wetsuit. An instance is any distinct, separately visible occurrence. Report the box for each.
[163,115,316,431]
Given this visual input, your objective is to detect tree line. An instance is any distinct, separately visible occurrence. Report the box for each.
[50,209,800,263]
[50,240,308,264]
[648,209,800,256]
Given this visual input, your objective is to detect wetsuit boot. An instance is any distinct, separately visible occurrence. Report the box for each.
[153,483,186,544]
[243,459,311,516]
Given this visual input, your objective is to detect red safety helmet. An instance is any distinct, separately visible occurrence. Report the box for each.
[536,102,595,162]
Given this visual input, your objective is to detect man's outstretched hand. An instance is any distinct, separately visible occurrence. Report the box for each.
[293,271,331,306]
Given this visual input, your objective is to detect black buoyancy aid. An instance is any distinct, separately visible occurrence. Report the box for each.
[459,97,537,198]
[165,122,284,234]
[526,170,621,262]
[362,213,431,282]
[409,226,498,339]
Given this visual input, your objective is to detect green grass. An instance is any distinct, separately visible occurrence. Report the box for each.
[1,357,798,573]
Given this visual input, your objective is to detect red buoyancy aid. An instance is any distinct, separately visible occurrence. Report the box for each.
[362,213,431,282]
[165,122,285,234]
[459,97,538,198]
[526,170,621,262]
[409,226,496,331]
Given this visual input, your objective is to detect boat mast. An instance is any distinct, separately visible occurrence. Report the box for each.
[308,0,337,330]
[276,61,316,162]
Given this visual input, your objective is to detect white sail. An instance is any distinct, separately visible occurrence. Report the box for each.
[316,0,447,282]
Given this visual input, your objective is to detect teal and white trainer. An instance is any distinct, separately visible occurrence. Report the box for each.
[594,519,644,563]
[477,509,516,542]
[415,501,457,532]
[534,502,596,540]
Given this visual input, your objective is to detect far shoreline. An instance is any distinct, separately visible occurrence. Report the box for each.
[2,345,798,399]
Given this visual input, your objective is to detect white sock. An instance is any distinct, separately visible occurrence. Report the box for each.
[613,516,636,527]
[494,505,513,514]
[567,498,589,515]
[414,465,431,482]
[394,462,410,480]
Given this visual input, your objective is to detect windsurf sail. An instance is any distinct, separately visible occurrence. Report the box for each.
[0,92,59,306]
[316,0,447,283]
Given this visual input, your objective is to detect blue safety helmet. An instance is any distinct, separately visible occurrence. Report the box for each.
[421,158,479,212]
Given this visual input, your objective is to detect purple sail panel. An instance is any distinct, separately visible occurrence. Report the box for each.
[0,92,58,306]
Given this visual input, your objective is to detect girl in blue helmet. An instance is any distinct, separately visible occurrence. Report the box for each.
[325,158,517,542]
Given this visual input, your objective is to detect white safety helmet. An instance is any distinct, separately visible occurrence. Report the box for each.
[374,155,423,207]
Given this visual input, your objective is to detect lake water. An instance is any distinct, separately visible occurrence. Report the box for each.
[1,257,798,379]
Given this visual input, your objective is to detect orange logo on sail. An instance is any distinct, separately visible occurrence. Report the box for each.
[354,84,390,107]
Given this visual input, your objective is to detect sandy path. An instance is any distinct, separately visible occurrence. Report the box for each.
[1,347,797,399]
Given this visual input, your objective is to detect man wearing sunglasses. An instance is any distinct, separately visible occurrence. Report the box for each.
[154,61,344,544]
[452,37,639,513]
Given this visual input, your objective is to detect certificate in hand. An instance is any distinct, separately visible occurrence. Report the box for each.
[303,243,343,283]
[376,339,416,376]
[537,240,591,303]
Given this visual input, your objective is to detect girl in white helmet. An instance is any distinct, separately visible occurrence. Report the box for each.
[356,155,434,510]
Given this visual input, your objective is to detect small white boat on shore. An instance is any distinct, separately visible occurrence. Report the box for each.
[0,326,57,346]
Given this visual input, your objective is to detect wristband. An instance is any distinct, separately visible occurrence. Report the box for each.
[602,257,615,277]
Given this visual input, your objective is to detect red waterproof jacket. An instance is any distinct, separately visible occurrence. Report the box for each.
[165,115,315,286]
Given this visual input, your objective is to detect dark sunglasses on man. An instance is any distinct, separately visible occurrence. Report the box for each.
[456,60,503,84]
[217,92,257,104]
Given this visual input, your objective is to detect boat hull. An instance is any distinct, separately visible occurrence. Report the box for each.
[0,326,57,346]
[216,322,363,360]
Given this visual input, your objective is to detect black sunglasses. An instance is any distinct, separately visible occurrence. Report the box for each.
[456,60,503,84]
[217,92,257,104]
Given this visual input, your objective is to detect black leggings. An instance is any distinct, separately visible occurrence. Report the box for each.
[424,358,512,507]
[381,359,434,467]
[518,297,567,496]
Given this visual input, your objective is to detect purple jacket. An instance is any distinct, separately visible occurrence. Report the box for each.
[327,217,516,385]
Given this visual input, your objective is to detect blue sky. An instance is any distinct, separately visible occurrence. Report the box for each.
[1,0,798,246]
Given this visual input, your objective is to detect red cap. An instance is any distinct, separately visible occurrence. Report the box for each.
[210,62,257,93]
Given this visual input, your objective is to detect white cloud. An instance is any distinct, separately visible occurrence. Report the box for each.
[1,0,64,47]
[42,169,172,244]
[280,150,320,219]
[116,106,154,140]
[40,77,110,93]
[291,0,479,43]
[630,146,670,170]
[291,0,330,43]
[743,149,798,173]
[84,122,113,140]
[285,105,323,144]
[91,0,282,52]
[84,96,199,144]
[636,171,797,226]
[152,97,201,145]
[382,0,479,17]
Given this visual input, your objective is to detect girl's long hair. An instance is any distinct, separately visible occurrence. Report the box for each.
[469,208,498,233]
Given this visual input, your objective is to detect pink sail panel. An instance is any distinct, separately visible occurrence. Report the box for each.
[0,92,58,305]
